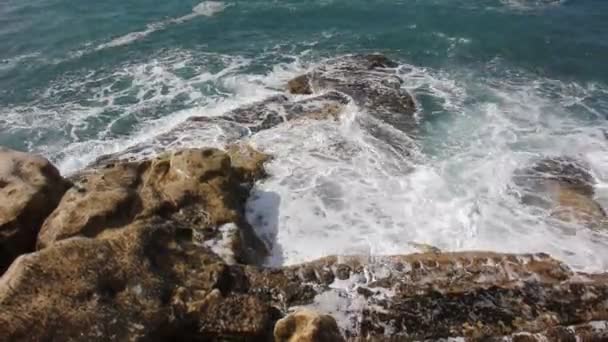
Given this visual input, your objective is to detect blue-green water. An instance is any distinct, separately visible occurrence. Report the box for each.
[1,0,608,270]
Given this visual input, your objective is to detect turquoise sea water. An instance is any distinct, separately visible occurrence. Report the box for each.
[1,0,608,270]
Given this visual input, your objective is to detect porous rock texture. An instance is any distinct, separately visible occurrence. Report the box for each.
[37,146,269,264]
[0,147,70,274]
[287,54,417,133]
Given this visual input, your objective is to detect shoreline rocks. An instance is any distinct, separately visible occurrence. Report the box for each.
[4,221,608,341]
[1,147,608,340]
[274,310,344,342]
[91,91,351,167]
[38,146,269,265]
[1,54,608,341]
[513,156,607,230]
[0,147,70,273]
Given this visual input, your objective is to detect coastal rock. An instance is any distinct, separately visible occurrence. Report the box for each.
[2,147,608,341]
[0,147,70,274]
[513,157,607,229]
[90,92,350,167]
[261,252,608,340]
[287,54,417,132]
[38,147,269,264]
[2,237,608,340]
[213,91,350,133]
[226,142,271,183]
[0,218,278,341]
[274,310,345,342]
[91,117,249,167]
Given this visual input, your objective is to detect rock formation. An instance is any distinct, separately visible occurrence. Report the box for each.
[1,55,608,341]
[38,146,269,264]
[91,92,350,166]
[514,156,607,229]
[0,147,70,273]
[287,54,417,133]
[274,310,345,342]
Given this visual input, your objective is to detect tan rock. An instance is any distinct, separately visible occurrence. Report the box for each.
[0,218,273,341]
[38,147,269,264]
[0,147,69,274]
[288,75,313,95]
[227,142,271,183]
[274,309,345,342]
[514,157,607,230]
[251,252,608,340]
[550,184,607,228]
[3,237,608,341]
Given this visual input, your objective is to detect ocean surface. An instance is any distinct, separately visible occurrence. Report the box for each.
[1,0,608,271]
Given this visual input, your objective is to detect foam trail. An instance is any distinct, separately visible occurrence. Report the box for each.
[96,1,228,50]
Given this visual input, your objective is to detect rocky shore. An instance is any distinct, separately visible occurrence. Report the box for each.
[1,55,608,341]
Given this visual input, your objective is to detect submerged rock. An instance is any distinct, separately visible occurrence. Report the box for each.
[219,91,350,133]
[38,147,270,264]
[2,149,608,341]
[90,92,350,167]
[287,54,417,132]
[513,157,607,229]
[0,147,70,274]
[272,252,608,340]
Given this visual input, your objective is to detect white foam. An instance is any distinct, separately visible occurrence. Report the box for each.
[96,1,228,50]
[5,50,608,273]
[245,60,608,273]
[499,0,565,11]
[192,1,228,17]
[0,50,262,173]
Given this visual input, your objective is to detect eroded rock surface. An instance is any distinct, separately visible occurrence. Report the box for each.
[91,92,350,166]
[3,237,608,341]
[287,54,417,132]
[274,310,345,342]
[38,147,269,264]
[0,147,70,274]
[1,218,278,341]
[269,252,608,340]
[514,157,607,229]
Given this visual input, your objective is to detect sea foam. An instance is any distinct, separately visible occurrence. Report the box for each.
[96,1,228,50]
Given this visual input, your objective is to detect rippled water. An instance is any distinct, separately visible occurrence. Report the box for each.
[1,0,607,271]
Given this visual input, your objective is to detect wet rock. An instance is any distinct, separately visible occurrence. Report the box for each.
[38,147,269,264]
[288,75,313,95]
[219,91,350,133]
[274,309,345,342]
[0,147,70,274]
[287,54,416,132]
[91,117,249,167]
[276,252,608,340]
[335,264,351,280]
[513,157,607,229]
[90,93,350,168]
[196,292,277,339]
[2,238,608,340]
[226,142,271,183]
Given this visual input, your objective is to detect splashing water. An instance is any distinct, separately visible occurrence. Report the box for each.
[1,0,608,273]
